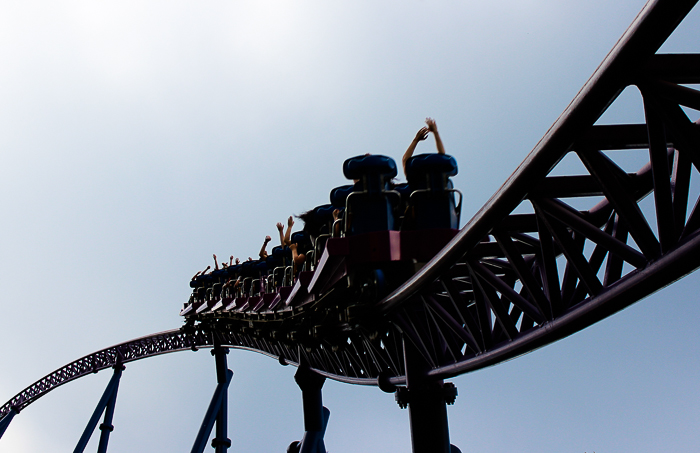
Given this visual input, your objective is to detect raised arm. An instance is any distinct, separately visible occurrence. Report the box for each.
[403,126,429,176]
[213,254,219,270]
[290,243,306,270]
[259,235,272,259]
[277,222,285,246]
[425,117,445,155]
[283,216,294,246]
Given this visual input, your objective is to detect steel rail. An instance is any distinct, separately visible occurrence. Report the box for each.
[3,0,698,425]
[377,0,699,314]
[0,327,387,420]
[427,229,700,380]
[371,0,700,379]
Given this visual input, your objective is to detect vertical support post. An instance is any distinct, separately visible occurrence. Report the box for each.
[190,369,233,453]
[401,338,454,453]
[0,406,19,439]
[294,361,330,453]
[73,364,124,453]
[96,377,120,453]
[212,346,231,453]
[190,343,233,453]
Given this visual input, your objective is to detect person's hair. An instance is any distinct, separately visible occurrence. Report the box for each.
[297,210,323,238]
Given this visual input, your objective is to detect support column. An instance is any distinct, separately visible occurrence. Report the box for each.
[211,346,231,453]
[0,406,19,439]
[96,377,120,453]
[190,352,233,453]
[293,362,330,453]
[399,338,457,453]
[74,363,124,453]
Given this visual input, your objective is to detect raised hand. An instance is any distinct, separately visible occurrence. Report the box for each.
[426,117,445,155]
[276,222,284,231]
[415,126,429,141]
[287,216,294,227]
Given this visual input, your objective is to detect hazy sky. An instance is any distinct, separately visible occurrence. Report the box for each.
[1,0,699,452]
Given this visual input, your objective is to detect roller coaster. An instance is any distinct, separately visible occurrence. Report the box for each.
[2,0,700,451]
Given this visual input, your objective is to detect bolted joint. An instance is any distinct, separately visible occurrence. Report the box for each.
[211,437,232,449]
[443,382,458,405]
[377,371,397,393]
[395,386,410,409]
[211,347,230,356]
[294,365,326,391]
[99,423,114,432]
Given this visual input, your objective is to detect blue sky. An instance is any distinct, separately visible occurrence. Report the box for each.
[1,0,699,451]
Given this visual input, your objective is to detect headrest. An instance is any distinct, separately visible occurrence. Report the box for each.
[330,185,355,208]
[313,204,336,222]
[211,269,227,278]
[272,246,292,260]
[343,155,397,180]
[291,231,313,251]
[405,154,458,180]
[393,182,411,197]
[291,231,310,244]
[197,274,214,286]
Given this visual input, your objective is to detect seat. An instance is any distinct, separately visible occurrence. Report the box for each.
[342,155,400,235]
[291,231,313,253]
[313,204,336,235]
[405,154,461,229]
[330,184,356,209]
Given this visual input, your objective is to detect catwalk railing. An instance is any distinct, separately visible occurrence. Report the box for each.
[3,0,700,420]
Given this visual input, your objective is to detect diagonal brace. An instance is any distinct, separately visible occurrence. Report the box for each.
[0,406,19,439]
[73,365,124,453]
[190,369,234,453]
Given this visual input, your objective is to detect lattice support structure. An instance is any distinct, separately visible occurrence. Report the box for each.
[2,1,700,448]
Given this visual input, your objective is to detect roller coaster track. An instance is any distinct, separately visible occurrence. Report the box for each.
[2,0,700,445]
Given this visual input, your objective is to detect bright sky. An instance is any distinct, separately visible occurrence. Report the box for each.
[1,0,699,452]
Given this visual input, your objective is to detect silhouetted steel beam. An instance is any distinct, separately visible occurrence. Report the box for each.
[378,0,699,314]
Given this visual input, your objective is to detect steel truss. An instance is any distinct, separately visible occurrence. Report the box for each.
[2,0,700,443]
[377,0,700,381]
